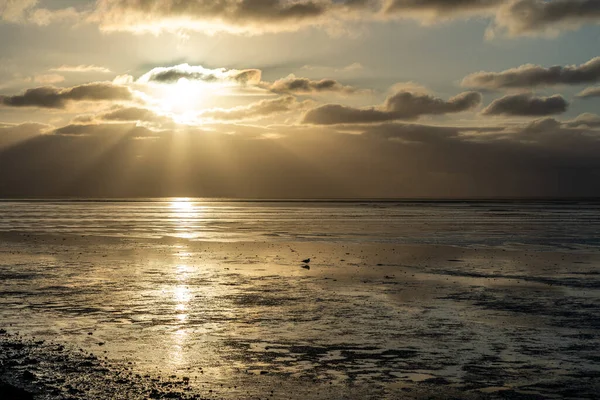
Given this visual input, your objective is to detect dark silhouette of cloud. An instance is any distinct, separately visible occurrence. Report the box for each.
[482,93,568,116]
[92,0,370,34]
[495,0,600,36]
[0,83,133,109]
[384,0,502,17]
[303,90,482,125]
[385,0,600,37]
[0,122,49,149]
[138,64,262,85]
[138,65,360,96]
[265,75,360,95]
[563,113,600,128]
[462,57,600,89]
[5,0,600,39]
[2,118,600,198]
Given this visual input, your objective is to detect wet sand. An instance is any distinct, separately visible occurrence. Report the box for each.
[1,233,600,399]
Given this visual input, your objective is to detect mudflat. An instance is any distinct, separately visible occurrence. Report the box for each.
[1,231,599,399]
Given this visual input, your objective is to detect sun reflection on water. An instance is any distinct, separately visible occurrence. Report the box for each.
[170,269,191,367]
[170,198,204,239]
[170,198,195,213]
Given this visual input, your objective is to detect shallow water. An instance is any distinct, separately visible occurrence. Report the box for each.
[1,200,599,399]
[1,199,600,249]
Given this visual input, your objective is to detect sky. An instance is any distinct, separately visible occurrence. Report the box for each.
[1,0,600,198]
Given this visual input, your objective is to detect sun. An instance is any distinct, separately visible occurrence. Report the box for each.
[157,78,210,121]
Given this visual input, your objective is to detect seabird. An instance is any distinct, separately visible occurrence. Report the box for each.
[302,258,311,263]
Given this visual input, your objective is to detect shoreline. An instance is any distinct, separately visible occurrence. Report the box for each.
[0,331,566,400]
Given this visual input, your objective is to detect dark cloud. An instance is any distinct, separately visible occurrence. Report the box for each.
[231,0,325,21]
[303,90,482,125]
[384,0,502,16]
[563,113,600,128]
[92,0,370,34]
[385,90,482,114]
[495,0,600,36]
[384,0,600,37]
[5,0,600,39]
[343,0,374,8]
[200,96,311,121]
[138,64,262,85]
[482,93,568,117]
[139,64,359,97]
[462,57,600,89]
[0,83,133,109]
[0,122,49,149]
[2,118,600,198]
[304,104,392,125]
[265,75,359,95]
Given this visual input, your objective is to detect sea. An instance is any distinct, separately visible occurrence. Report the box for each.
[1,199,600,250]
[0,199,599,399]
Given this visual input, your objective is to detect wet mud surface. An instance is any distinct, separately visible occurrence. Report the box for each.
[1,238,599,399]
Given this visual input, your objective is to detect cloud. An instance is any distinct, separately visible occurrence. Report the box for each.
[493,0,600,37]
[303,89,482,125]
[0,0,37,23]
[339,62,364,72]
[576,86,600,99]
[264,74,360,95]
[462,57,600,89]
[0,121,49,149]
[73,106,176,128]
[137,64,262,85]
[0,0,78,25]
[4,0,600,39]
[383,0,600,38]
[0,83,133,109]
[91,0,370,35]
[138,64,361,96]
[502,115,600,146]
[52,122,159,139]
[92,106,163,122]
[92,0,508,36]
[482,93,568,117]
[564,113,600,128]
[3,116,600,198]
[383,0,502,18]
[199,96,311,121]
[49,65,112,73]
[113,75,135,85]
[27,6,79,26]
[385,90,482,114]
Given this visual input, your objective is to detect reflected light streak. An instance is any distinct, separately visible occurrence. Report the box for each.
[170,262,191,367]
[171,198,195,213]
[170,198,204,239]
